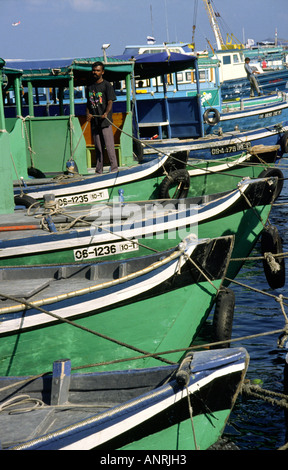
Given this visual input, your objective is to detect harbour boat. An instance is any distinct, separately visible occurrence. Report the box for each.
[220,62,288,100]
[196,1,288,100]
[0,176,279,280]
[13,144,281,207]
[142,127,288,165]
[115,50,288,157]
[0,234,234,376]
[126,51,288,131]
[0,347,249,450]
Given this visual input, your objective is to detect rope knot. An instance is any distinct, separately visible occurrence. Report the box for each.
[277,319,288,348]
[264,252,281,273]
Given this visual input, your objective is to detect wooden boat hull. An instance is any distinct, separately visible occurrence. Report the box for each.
[0,235,233,376]
[0,177,279,280]
[0,348,249,450]
[204,96,288,135]
[221,70,288,100]
[13,144,281,207]
[144,127,286,171]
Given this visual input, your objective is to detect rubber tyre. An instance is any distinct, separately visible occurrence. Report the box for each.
[212,287,235,348]
[203,107,221,126]
[14,194,39,208]
[261,225,285,289]
[259,167,284,200]
[158,169,190,199]
[28,167,46,179]
[164,151,189,173]
[281,130,288,155]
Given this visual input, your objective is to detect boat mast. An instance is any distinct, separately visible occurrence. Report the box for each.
[202,0,224,50]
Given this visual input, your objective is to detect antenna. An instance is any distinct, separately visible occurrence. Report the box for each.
[164,0,169,42]
[150,4,154,38]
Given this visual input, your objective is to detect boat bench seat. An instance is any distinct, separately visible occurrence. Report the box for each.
[0,279,51,300]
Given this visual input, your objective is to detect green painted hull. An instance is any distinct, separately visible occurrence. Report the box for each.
[17,146,277,206]
[104,159,271,202]
[119,409,230,450]
[114,154,275,201]
[0,278,222,377]
[0,204,272,284]
[186,161,271,197]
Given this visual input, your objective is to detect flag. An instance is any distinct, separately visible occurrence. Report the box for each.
[147,36,156,45]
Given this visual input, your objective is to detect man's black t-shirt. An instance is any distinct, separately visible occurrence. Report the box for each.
[86,79,116,129]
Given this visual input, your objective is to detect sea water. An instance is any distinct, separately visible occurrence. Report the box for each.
[220,157,288,450]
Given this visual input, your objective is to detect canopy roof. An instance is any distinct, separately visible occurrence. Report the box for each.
[116,51,198,79]
[4,57,134,87]
[4,51,198,87]
[0,58,23,76]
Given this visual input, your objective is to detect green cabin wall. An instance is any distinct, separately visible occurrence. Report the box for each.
[6,118,29,180]
[8,116,88,175]
[0,131,16,214]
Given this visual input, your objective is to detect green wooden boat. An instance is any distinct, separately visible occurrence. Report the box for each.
[0,234,233,377]
[0,348,249,450]
[13,144,281,206]
[0,177,278,284]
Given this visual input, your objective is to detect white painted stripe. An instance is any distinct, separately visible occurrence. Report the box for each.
[0,184,245,259]
[0,243,197,332]
[188,153,248,176]
[26,154,170,199]
[59,361,246,450]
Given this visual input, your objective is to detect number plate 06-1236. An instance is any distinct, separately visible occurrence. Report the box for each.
[73,240,139,261]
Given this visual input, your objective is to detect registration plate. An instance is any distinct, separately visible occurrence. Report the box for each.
[259,110,282,119]
[73,240,139,261]
[211,142,251,155]
[56,189,109,207]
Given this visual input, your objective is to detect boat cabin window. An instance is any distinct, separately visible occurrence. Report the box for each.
[136,79,150,88]
[158,74,174,85]
[222,56,231,65]
[198,69,210,82]
[176,71,192,84]
[233,54,240,63]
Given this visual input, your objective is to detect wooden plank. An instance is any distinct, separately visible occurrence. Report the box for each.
[0,279,51,299]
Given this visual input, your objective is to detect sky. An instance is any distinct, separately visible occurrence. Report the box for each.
[1,0,288,60]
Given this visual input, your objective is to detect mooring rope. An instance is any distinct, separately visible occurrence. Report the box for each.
[26,199,161,253]
[0,290,176,365]
[242,381,288,409]
[18,115,36,167]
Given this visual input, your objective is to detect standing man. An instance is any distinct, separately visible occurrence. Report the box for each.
[86,61,118,174]
[244,57,261,97]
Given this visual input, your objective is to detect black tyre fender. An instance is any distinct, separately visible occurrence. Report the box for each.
[133,140,144,163]
[163,150,189,173]
[258,167,284,200]
[158,169,190,199]
[212,287,235,348]
[28,167,46,179]
[14,194,39,208]
[203,107,221,126]
[281,130,288,155]
[261,225,285,289]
